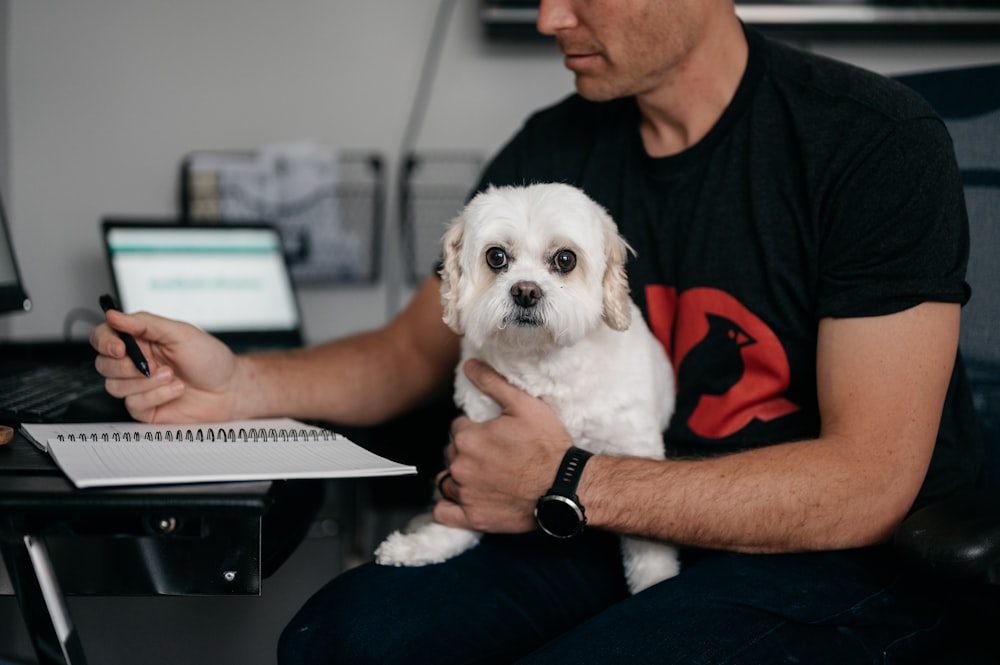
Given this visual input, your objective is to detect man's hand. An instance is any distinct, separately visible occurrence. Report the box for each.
[91,309,241,423]
[433,359,575,533]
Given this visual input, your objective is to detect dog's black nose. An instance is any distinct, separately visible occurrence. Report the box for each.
[510,281,542,308]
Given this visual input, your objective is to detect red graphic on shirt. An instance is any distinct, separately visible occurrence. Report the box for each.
[646,285,800,440]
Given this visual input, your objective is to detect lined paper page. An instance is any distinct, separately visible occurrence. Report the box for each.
[21,418,416,488]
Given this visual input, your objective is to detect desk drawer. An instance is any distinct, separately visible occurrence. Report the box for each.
[0,515,261,596]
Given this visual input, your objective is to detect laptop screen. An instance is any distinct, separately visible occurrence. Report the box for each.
[102,221,303,349]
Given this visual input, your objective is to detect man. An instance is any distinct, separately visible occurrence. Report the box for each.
[92,0,981,662]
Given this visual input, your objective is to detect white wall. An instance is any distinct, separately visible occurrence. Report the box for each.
[0,0,570,343]
[1,0,998,344]
[0,1,7,195]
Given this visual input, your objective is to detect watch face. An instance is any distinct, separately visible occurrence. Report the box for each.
[534,495,585,538]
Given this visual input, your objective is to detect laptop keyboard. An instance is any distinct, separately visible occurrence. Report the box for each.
[0,361,105,422]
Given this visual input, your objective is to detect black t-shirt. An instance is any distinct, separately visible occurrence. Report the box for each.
[470,27,983,506]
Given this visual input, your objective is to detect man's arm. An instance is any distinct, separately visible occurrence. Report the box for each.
[436,301,960,552]
[231,276,460,425]
[94,276,460,426]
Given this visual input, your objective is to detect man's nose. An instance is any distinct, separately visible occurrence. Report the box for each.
[537,0,577,36]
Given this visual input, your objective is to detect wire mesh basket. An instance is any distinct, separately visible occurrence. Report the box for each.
[180,147,385,285]
[399,151,487,284]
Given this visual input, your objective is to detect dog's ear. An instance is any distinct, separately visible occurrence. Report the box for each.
[439,215,465,334]
[600,212,634,331]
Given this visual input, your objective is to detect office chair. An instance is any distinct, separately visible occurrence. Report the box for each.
[892,62,1000,661]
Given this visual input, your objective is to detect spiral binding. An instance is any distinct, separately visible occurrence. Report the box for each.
[55,427,339,443]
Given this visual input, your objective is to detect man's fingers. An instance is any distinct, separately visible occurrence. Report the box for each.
[103,308,148,337]
[461,359,524,414]
[120,380,186,422]
[93,310,149,361]
[436,469,458,503]
[100,366,175,396]
[432,498,469,529]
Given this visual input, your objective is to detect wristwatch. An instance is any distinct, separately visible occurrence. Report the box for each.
[534,447,593,539]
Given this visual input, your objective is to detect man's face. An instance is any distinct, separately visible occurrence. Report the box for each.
[537,0,711,102]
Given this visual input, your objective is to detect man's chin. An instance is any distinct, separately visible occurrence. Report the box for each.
[572,75,623,102]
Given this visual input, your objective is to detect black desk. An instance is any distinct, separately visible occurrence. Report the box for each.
[0,429,320,664]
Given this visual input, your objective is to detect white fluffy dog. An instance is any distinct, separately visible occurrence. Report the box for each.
[375,183,679,594]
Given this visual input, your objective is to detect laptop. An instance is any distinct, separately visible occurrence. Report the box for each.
[0,208,306,424]
[101,219,304,351]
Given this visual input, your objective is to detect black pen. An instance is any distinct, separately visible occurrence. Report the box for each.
[99,293,151,377]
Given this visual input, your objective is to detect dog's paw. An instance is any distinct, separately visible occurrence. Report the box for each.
[620,537,680,594]
[374,519,483,567]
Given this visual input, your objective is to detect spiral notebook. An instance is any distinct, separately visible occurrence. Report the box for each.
[20,418,416,488]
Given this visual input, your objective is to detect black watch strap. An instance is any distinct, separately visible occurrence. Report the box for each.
[548,447,593,497]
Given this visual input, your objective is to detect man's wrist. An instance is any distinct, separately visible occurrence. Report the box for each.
[534,446,594,538]
[230,354,264,419]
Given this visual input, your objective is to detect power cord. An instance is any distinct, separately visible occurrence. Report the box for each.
[389,0,459,318]
[62,307,103,341]
[398,0,458,160]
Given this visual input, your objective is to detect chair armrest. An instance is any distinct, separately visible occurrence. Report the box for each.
[894,492,1000,580]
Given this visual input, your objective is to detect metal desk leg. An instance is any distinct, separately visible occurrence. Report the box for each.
[0,534,87,665]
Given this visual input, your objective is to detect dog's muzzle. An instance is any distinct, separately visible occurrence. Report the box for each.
[508,281,544,326]
[510,281,542,309]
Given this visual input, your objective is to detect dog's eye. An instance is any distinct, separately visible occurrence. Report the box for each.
[552,249,577,273]
[485,247,508,270]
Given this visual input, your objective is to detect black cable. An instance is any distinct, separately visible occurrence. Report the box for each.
[62,307,104,341]
[390,0,458,314]
[399,0,458,159]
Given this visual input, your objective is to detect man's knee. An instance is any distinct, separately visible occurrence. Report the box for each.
[276,564,418,665]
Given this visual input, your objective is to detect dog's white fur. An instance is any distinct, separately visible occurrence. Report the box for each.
[374,183,679,594]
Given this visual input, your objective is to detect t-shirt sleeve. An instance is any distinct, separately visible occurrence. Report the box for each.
[816,115,971,318]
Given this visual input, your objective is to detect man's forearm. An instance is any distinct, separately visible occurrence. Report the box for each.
[576,304,957,554]
[577,433,932,554]
[230,277,460,425]
[232,334,431,424]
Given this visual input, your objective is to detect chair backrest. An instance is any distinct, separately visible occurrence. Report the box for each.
[895,64,1000,486]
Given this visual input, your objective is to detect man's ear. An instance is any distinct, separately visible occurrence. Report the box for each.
[600,212,633,331]
[439,216,465,334]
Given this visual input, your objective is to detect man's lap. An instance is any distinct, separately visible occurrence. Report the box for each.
[277,532,947,664]
[277,530,629,664]
[517,546,946,664]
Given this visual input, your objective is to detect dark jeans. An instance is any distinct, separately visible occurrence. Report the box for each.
[277,531,949,664]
